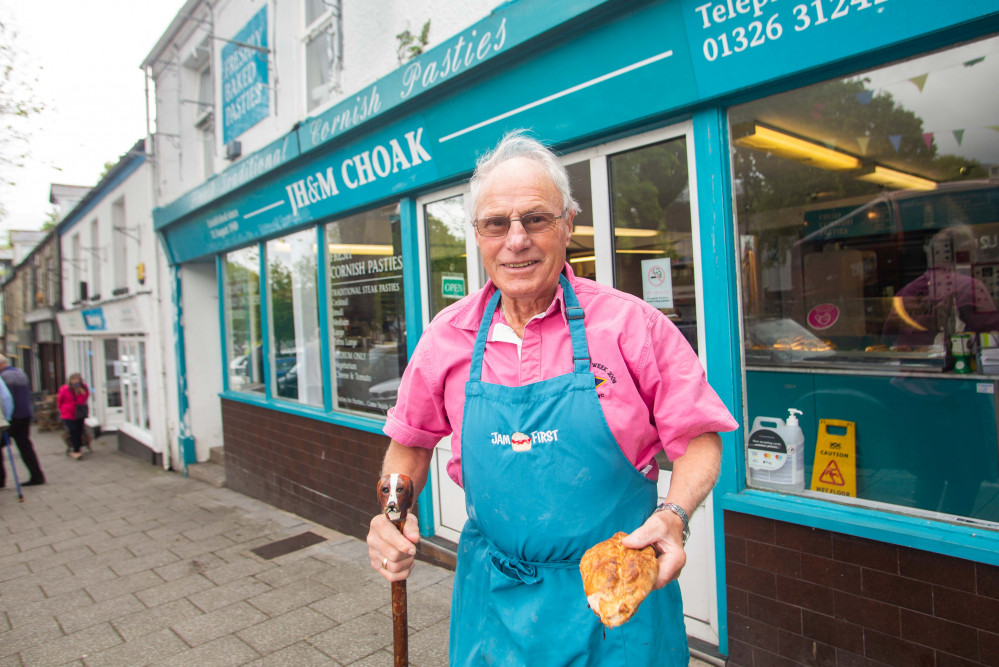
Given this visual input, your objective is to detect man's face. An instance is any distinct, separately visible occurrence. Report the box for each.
[474,157,573,309]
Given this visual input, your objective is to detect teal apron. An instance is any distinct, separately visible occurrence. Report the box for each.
[449,275,688,666]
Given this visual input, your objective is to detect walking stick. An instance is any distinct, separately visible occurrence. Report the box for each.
[377,473,415,667]
[4,431,24,502]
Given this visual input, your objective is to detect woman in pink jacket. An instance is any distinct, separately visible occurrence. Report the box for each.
[57,373,90,459]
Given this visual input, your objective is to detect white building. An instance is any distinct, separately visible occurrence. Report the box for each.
[55,139,180,468]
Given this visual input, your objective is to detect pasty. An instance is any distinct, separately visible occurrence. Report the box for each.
[579,532,658,628]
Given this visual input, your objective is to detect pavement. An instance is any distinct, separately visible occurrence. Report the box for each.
[0,428,715,666]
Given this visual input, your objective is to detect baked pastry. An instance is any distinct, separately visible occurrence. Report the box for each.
[579,532,659,628]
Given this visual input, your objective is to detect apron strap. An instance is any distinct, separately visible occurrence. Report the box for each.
[560,274,592,374]
[469,274,592,381]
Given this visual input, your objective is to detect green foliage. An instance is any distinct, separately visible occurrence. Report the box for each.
[40,205,59,231]
[396,19,431,63]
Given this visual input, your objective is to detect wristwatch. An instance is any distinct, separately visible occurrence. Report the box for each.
[655,502,690,545]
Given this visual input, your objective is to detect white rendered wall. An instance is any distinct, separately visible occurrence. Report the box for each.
[179,260,224,461]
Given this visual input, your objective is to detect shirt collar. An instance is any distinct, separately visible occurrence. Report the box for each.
[449,262,576,331]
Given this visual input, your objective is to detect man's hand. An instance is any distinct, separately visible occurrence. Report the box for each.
[367,511,420,582]
[622,509,687,589]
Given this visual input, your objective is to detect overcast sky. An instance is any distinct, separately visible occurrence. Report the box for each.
[0,0,186,235]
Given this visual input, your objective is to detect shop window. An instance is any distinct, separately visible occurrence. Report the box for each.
[266,229,322,406]
[103,339,122,408]
[608,138,699,353]
[224,246,265,394]
[120,338,149,431]
[325,204,407,417]
[731,35,999,524]
[304,0,342,111]
[423,194,468,320]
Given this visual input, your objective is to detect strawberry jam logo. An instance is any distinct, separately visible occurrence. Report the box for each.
[510,432,532,452]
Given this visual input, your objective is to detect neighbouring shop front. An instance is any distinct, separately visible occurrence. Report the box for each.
[155,0,999,660]
[56,297,157,463]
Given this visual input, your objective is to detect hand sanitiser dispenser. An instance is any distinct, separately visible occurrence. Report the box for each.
[747,408,805,493]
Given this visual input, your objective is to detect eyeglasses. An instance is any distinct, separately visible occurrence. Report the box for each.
[472,209,567,238]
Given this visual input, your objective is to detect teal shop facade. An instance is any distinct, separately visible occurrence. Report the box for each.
[154,1,999,662]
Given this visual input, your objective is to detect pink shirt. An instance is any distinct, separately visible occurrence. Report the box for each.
[384,264,738,487]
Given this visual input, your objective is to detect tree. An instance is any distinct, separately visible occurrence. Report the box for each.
[0,18,46,222]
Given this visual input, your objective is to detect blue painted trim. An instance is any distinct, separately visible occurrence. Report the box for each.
[722,490,999,568]
[692,107,744,656]
[398,196,434,537]
[219,390,388,435]
[58,151,146,236]
[315,224,334,412]
[258,243,272,397]
[218,254,230,392]
[172,264,196,467]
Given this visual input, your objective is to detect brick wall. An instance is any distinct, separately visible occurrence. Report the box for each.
[725,511,999,666]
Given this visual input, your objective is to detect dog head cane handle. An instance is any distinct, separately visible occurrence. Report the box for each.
[377,473,414,531]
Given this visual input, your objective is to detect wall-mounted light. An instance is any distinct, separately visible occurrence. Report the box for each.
[733,123,862,171]
[855,165,937,190]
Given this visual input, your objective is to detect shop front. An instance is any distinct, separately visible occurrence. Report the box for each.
[56,296,159,463]
[154,0,999,660]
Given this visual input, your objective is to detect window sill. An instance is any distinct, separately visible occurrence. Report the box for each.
[720,489,999,566]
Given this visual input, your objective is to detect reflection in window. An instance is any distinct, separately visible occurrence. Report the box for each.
[267,229,322,406]
[732,34,999,522]
[565,161,596,279]
[326,204,407,417]
[224,246,264,394]
[608,138,698,352]
[424,194,467,320]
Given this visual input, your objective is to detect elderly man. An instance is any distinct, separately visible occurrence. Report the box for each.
[0,355,44,486]
[366,131,737,665]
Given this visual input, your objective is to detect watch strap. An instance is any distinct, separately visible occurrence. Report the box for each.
[655,502,691,545]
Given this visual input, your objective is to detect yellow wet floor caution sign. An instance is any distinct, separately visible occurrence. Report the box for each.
[810,419,856,497]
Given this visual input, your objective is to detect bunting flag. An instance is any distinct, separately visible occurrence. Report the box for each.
[889,135,903,152]
[963,56,986,67]
[953,129,965,146]
[856,136,870,154]
[855,90,874,105]
[922,133,934,150]
[908,74,929,92]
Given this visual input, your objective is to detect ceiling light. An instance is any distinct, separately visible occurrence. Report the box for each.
[855,165,937,190]
[569,255,596,264]
[573,225,659,238]
[734,123,862,171]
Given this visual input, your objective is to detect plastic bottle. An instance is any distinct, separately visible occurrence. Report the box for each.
[747,408,806,493]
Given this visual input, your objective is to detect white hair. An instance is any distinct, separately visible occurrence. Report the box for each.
[468,130,580,222]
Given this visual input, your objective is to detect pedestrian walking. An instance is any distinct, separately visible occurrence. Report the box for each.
[0,355,45,485]
[57,373,90,460]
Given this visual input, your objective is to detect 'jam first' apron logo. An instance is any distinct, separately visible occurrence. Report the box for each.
[490,429,560,453]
